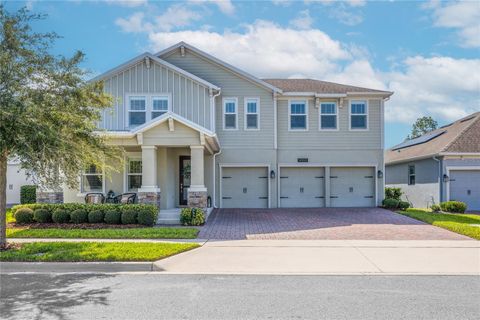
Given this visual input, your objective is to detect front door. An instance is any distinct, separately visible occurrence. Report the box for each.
[179,156,191,206]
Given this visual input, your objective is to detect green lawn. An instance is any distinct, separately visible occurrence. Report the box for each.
[398,208,480,240]
[7,227,198,239]
[0,242,199,262]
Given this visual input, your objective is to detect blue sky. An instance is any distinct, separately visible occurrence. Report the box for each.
[5,0,480,147]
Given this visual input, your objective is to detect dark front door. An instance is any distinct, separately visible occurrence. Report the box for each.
[179,156,191,206]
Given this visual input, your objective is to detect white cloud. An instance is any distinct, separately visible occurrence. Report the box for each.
[272,0,292,6]
[305,0,366,7]
[289,10,313,30]
[188,0,235,15]
[115,12,147,33]
[424,1,480,48]
[103,0,148,7]
[329,3,363,26]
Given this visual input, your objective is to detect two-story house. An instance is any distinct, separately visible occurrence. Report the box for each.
[53,42,392,211]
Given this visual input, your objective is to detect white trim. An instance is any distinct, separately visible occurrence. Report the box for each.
[222,97,238,131]
[445,166,480,201]
[318,101,339,131]
[124,153,142,193]
[273,92,278,149]
[80,165,106,194]
[349,99,369,131]
[125,93,172,129]
[219,163,271,209]
[346,91,393,97]
[288,99,308,131]
[244,97,260,131]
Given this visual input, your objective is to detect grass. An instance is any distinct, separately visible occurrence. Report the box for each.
[398,208,480,240]
[0,242,199,262]
[7,227,199,239]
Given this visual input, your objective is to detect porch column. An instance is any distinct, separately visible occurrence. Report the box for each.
[137,146,161,207]
[188,145,207,208]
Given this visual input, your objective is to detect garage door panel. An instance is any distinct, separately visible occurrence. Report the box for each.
[280,167,325,208]
[222,167,268,208]
[449,170,480,211]
[330,167,375,207]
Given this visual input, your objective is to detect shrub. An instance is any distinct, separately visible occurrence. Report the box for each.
[431,204,441,212]
[14,207,34,224]
[180,207,205,226]
[121,209,137,224]
[70,209,88,224]
[104,210,121,224]
[20,185,36,204]
[385,187,402,201]
[398,201,410,210]
[88,210,105,223]
[137,206,158,226]
[382,198,399,209]
[52,209,70,223]
[33,209,52,223]
[440,201,467,213]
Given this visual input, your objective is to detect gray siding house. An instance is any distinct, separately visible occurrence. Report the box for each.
[51,42,393,215]
[385,112,480,210]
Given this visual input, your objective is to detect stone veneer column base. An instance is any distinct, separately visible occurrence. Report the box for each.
[187,190,207,209]
[137,192,161,208]
[36,191,64,204]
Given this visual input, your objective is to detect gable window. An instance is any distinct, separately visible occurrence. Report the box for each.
[127,159,142,191]
[129,96,146,126]
[223,98,237,130]
[408,165,415,185]
[320,102,337,130]
[350,100,368,130]
[152,96,169,119]
[289,100,307,130]
[245,98,259,130]
[81,164,103,193]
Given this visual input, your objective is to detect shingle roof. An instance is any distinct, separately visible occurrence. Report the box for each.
[262,78,391,95]
[385,112,480,164]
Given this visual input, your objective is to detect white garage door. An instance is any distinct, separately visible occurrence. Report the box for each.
[280,167,325,208]
[449,170,480,211]
[221,167,269,208]
[330,167,375,207]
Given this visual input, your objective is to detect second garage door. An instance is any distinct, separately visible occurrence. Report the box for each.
[449,170,480,211]
[280,167,325,208]
[330,167,375,207]
[221,167,269,208]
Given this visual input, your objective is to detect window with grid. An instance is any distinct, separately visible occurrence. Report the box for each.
[129,96,146,126]
[128,160,142,191]
[350,100,367,129]
[224,99,237,129]
[290,100,307,130]
[408,165,416,185]
[81,164,103,193]
[152,97,169,119]
[245,98,259,130]
[320,102,337,130]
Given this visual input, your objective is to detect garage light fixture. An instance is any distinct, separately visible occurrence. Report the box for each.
[377,170,383,179]
[270,170,276,179]
[443,174,449,182]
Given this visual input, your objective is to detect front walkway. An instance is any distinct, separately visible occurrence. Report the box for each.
[198,208,471,240]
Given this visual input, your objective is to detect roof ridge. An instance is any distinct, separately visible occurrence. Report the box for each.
[441,113,480,152]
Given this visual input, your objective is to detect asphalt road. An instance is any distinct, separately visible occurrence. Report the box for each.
[1,274,479,320]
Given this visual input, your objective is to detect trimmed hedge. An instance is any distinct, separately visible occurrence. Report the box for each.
[33,209,52,223]
[52,209,70,223]
[121,209,137,224]
[20,185,37,204]
[385,187,402,201]
[383,198,410,210]
[70,209,88,224]
[104,210,121,224]
[88,210,105,223]
[431,204,441,212]
[14,208,34,224]
[440,201,467,213]
[180,208,205,226]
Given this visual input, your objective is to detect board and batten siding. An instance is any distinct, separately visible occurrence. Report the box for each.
[162,50,275,149]
[99,59,212,131]
[277,99,382,150]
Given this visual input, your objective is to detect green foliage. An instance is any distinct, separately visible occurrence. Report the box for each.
[33,208,51,223]
[440,201,467,213]
[398,201,410,210]
[180,208,205,226]
[431,204,441,212]
[88,210,104,223]
[20,185,36,204]
[52,209,70,223]
[382,198,400,209]
[137,208,158,226]
[14,208,34,224]
[407,116,438,139]
[104,210,121,224]
[121,209,137,224]
[384,187,402,201]
[70,209,88,224]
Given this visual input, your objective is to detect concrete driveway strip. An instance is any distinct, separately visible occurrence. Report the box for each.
[154,240,480,275]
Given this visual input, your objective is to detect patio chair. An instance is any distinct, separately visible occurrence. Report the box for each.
[114,193,137,204]
[84,192,105,204]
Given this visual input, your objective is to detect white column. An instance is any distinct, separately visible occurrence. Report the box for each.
[189,145,206,191]
[138,146,160,192]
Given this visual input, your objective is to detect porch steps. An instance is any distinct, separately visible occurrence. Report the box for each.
[156,208,214,225]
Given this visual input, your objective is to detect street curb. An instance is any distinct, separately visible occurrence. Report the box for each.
[0,261,154,273]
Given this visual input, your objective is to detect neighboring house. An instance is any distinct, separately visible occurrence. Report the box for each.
[6,161,32,206]
[385,112,480,210]
[49,41,392,209]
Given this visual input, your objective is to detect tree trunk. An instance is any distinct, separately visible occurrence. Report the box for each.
[0,151,8,249]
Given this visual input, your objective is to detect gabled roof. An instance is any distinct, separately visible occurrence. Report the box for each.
[263,78,393,97]
[155,41,282,93]
[89,52,220,90]
[386,112,480,164]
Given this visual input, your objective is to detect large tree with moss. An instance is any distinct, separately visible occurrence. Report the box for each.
[0,6,121,248]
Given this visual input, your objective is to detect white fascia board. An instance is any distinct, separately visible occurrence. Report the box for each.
[281,92,316,97]
[385,153,439,166]
[347,91,393,98]
[439,152,480,156]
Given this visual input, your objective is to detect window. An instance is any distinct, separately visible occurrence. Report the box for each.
[152,96,169,119]
[320,102,337,130]
[81,164,103,193]
[350,100,368,130]
[223,98,237,130]
[289,100,307,130]
[127,159,142,191]
[245,98,259,130]
[408,165,415,185]
[128,96,146,126]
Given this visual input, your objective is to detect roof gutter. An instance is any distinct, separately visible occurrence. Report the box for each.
[385,153,439,166]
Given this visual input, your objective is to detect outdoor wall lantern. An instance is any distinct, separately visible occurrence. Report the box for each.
[443,174,449,182]
[377,170,383,179]
[270,170,276,179]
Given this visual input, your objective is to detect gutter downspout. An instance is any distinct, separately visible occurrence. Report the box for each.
[211,88,222,208]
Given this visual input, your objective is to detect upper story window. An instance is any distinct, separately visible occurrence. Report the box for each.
[129,96,146,126]
[245,98,260,130]
[223,98,238,130]
[127,94,171,127]
[81,164,103,193]
[408,165,415,185]
[320,102,337,130]
[152,96,169,119]
[289,100,307,130]
[127,159,142,191]
[350,100,368,130]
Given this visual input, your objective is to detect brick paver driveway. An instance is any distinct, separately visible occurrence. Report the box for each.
[198,208,470,240]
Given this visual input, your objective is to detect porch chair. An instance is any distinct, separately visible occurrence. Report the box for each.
[114,193,137,204]
[84,193,106,204]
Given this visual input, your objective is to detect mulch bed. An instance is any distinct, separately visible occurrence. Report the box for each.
[7,222,148,229]
[0,243,22,251]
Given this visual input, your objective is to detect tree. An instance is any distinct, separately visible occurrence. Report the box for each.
[407,116,438,140]
[0,6,121,248]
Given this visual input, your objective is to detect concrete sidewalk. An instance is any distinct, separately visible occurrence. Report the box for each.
[154,240,480,275]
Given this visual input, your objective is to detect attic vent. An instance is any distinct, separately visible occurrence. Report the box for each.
[180,46,186,57]
[145,57,151,69]
[461,116,475,123]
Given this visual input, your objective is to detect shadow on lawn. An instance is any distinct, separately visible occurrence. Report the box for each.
[0,273,113,320]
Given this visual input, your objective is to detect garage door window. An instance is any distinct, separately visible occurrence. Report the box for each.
[350,100,368,130]
[320,102,337,130]
[289,100,307,130]
[223,98,238,130]
[408,165,415,185]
